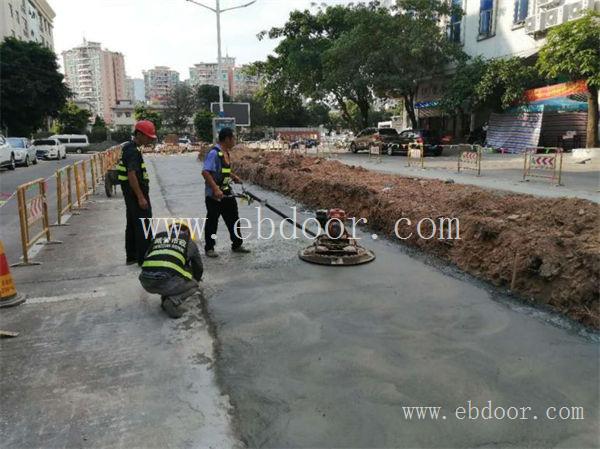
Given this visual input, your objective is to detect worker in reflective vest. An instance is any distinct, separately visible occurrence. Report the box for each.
[116,120,155,266]
[201,127,250,258]
[139,220,203,319]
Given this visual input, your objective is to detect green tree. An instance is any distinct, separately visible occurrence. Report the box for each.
[55,101,91,134]
[89,115,108,143]
[255,3,384,130]
[475,57,539,112]
[134,105,163,132]
[164,83,195,133]
[92,115,106,129]
[194,110,215,142]
[0,37,70,135]
[537,11,600,147]
[370,0,464,128]
[195,84,230,111]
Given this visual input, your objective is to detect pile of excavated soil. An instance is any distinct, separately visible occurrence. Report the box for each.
[233,149,600,328]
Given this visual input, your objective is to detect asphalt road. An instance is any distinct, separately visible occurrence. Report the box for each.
[152,154,598,448]
[0,153,93,264]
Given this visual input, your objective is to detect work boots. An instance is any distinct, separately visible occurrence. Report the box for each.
[161,297,185,319]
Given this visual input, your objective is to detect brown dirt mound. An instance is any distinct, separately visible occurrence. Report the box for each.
[233,149,600,328]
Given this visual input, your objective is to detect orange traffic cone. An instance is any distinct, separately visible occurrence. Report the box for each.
[0,241,25,308]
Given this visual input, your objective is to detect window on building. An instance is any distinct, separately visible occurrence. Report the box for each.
[125,112,131,118]
[479,0,495,38]
[513,0,528,23]
[448,0,462,43]
[9,4,13,17]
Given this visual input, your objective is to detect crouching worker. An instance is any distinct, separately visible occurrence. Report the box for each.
[139,220,203,319]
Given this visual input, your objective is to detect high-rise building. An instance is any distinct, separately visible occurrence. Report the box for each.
[125,77,146,103]
[143,66,180,104]
[231,65,261,98]
[62,40,127,123]
[189,56,236,95]
[0,0,56,49]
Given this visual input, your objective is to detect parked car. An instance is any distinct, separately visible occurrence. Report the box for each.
[0,135,16,170]
[388,129,444,156]
[290,139,318,149]
[178,137,192,150]
[49,134,90,153]
[349,128,402,153]
[33,138,67,160]
[7,137,37,166]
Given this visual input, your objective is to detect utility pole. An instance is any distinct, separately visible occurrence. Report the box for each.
[186,0,257,114]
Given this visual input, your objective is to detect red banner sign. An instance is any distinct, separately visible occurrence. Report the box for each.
[524,80,588,102]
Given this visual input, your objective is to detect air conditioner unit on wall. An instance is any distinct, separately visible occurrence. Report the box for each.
[564,0,596,21]
[539,7,563,30]
[537,0,561,9]
[524,15,539,33]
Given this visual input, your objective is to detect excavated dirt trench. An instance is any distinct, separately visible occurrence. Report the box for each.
[232,149,599,328]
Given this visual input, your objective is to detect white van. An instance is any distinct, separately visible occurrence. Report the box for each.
[50,134,90,153]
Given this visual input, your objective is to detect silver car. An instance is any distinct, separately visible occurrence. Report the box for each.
[6,137,37,167]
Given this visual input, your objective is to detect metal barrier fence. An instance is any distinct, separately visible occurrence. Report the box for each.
[369,144,382,162]
[55,165,73,225]
[406,142,424,168]
[73,160,89,208]
[523,147,564,185]
[457,144,482,176]
[13,178,61,266]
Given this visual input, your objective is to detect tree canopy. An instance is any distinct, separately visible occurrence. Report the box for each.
[537,11,600,147]
[134,105,163,132]
[54,102,91,134]
[164,83,195,133]
[253,0,462,130]
[0,38,70,136]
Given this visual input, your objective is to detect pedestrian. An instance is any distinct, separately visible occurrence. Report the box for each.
[139,220,203,319]
[201,127,250,258]
[116,120,155,266]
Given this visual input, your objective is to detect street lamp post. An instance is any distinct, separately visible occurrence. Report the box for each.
[185,0,257,114]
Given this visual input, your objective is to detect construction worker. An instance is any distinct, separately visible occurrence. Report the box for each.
[117,120,155,266]
[202,127,250,257]
[139,220,203,319]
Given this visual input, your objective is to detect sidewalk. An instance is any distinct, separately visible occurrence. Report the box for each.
[0,162,241,448]
[331,151,600,203]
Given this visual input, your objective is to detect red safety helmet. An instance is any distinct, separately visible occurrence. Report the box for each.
[135,120,157,139]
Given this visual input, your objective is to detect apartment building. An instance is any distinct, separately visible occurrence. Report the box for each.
[62,40,127,124]
[143,66,180,104]
[231,65,261,98]
[189,56,236,95]
[415,0,599,136]
[0,0,55,49]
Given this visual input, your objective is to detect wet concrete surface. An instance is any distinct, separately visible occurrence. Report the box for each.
[154,154,599,448]
[1,157,240,448]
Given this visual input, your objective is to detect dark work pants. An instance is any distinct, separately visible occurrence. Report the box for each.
[204,196,243,251]
[139,273,198,306]
[123,188,152,264]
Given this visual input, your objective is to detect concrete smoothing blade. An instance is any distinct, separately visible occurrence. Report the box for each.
[298,245,376,266]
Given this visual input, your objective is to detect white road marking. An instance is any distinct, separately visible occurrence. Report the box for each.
[26,289,107,304]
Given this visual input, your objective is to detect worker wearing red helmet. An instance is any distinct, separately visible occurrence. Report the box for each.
[116,120,156,265]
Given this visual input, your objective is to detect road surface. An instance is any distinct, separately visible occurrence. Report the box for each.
[153,153,598,448]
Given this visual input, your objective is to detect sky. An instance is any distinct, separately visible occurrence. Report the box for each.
[52,0,352,79]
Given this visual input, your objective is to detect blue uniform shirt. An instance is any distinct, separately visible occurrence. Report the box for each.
[203,144,223,197]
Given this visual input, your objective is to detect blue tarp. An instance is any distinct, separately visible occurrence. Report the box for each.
[508,98,588,113]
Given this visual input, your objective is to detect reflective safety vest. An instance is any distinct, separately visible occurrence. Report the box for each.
[116,144,149,186]
[217,150,232,195]
[142,231,193,280]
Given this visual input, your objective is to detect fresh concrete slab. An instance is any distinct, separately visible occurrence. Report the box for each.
[157,153,598,449]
